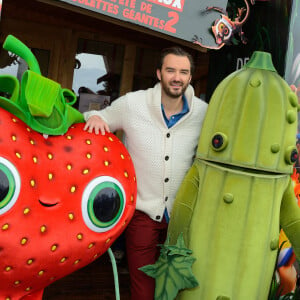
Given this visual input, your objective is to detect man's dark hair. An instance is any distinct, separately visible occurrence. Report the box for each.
[158,46,195,74]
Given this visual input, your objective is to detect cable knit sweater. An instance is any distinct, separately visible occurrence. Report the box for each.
[84,83,207,222]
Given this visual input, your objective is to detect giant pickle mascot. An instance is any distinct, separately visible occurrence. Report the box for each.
[142,51,300,300]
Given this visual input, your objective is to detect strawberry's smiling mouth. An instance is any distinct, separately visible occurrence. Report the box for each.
[38,199,59,207]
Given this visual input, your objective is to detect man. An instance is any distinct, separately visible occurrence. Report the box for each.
[83,46,207,300]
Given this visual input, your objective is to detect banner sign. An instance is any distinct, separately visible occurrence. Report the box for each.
[55,0,228,48]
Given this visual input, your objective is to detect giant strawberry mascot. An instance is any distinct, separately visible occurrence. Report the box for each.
[0,35,137,300]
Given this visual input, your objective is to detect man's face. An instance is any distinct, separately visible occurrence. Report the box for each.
[157,54,192,99]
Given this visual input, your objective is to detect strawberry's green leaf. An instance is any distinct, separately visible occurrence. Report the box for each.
[140,233,199,300]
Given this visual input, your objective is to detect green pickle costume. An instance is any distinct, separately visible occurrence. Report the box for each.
[142,52,300,300]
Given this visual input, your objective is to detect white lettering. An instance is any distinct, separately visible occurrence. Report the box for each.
[172,0,181,9]
[149,0,184,11]
[236,57,250,70]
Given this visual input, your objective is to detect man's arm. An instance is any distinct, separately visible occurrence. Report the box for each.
[83,95,127,135]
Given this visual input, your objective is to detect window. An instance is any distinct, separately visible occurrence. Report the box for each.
[0,46,49,79]
[0,45,50,99]
[73,39,124,112]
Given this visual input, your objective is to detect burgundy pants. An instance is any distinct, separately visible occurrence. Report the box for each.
[125,210,168,300]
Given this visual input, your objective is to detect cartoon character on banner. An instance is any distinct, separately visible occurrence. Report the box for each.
[0,35,137,300]
[141,51,300,300]
[193,0,255,50]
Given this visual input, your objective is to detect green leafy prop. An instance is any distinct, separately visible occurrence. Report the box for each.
[0,35,83,135]
[140,234,198,300]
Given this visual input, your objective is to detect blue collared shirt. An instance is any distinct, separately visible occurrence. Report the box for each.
[161,95,189,222]
[161,95,189,129]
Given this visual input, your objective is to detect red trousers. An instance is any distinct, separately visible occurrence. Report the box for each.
[125,210,168,300]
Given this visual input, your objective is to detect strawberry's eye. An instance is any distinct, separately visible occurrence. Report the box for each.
[0,157,20,215]
[81,176,125,232]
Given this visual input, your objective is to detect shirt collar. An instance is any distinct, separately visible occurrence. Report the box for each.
[161,94,190,128]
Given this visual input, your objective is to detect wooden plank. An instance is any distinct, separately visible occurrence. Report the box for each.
[119,44,136,96]
[56,29,78,89]
[115,44,137,140]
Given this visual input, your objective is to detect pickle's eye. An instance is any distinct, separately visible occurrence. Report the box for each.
[211,133,228,151]
[285,147,298,165]
[82,176,126,233]
[0,157,20,215]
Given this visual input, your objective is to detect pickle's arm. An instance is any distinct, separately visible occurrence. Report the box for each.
[141,163,200,300]
[168,163,200,246]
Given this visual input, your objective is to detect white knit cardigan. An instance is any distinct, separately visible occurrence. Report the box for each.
[84,83,207,222]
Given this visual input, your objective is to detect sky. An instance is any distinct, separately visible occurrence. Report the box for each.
[72,53,107,95]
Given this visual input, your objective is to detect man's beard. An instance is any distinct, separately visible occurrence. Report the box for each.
[161,79,189,98]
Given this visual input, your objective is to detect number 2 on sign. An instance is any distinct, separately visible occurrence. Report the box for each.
[164,11,179,33]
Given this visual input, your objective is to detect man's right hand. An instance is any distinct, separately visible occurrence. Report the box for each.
[83,115,110,135]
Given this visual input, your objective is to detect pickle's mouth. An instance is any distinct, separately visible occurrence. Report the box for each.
[200,159,287,177]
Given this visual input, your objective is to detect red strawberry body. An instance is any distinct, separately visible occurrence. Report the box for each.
[0,107,137,299]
